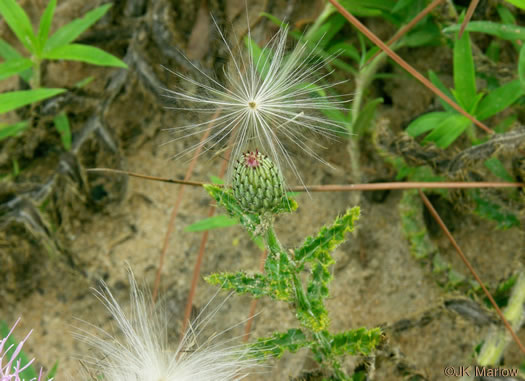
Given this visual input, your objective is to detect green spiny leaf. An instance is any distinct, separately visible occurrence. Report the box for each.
[295,207,360,264]
[249,329,308,359]
[264,251,294,300]
[330,327,383,356]
[205,272,290,300]
[204,184,261,233]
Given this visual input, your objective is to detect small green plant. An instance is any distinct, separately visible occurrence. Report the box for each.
[204,152,382,379]
[0,0,127,149]
[406,28,524,148]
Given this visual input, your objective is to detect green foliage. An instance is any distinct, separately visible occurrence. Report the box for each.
[0,0,127,147]
[0,88,65,114]
[329,328,383,356]
[504,0,525,9]
[484,157,514,182]
[203,184,297,234]
[0,120,29,140]
[471,191,520,230]
[249,329,309,358]
[399,190,437,260]
[206,189,377,378]
[407,31,524,148]
[519,44,525,91]
[443,22,525,42]
[53,112,72,151]
[185,215,238,232]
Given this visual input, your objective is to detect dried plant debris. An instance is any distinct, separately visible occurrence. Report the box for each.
[376,125,525,227]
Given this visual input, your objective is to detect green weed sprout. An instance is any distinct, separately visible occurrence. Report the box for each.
[0,0,127,148]
[204,152,382,379]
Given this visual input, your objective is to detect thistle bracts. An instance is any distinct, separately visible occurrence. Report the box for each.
[232,151,285,215]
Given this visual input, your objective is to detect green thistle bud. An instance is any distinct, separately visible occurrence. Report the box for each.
[232,150,285,214]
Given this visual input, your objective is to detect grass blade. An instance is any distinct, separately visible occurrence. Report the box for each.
[43,43,127,68]
[406,111,451,137]
[519,44,525,92]
[0,38,32,82]
[53,112,72,150]
[185,215,238,232]
[0,57,33,80]
[503,0,525,10]
[0,0,36,52]
[444,22,525,41]
[0,120,29,140]
[422,113,471,148]
[37,0,57,55]
[476,80,523,120]
[44,3,112,52]
[453,31,477,111]
[0,88,65,114]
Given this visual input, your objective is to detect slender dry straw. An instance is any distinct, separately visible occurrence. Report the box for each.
[326,0,493,134]
[418,190,525,355]
[152,110,217,302]
[181,142,232,335]
[458,0,479,38]
[86,170,525,191]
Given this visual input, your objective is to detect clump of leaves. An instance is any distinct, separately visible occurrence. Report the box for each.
[407,25,524,148]
[0,0,127,149]
[204,184,382,379]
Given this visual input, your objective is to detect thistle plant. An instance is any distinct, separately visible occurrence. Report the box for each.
[203,152,382,379]
[77,274,258,381]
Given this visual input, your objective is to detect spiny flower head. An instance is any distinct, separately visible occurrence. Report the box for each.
[232,150,285,214]
[164,21,349,185]
[77,274,258,381]
[0,318,45,381]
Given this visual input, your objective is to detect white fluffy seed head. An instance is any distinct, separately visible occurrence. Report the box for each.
[163,19,350,187]
[76,275,259,381]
